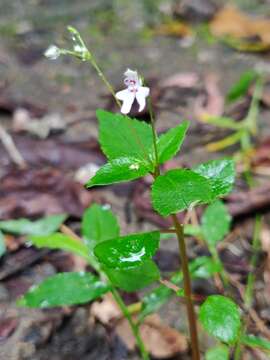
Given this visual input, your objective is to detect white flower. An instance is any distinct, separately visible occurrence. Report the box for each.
[44,45,61,60]
[116,69,150,114]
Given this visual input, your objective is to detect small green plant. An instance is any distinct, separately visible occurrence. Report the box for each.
[201,69,264,187]
[2,26,266,359]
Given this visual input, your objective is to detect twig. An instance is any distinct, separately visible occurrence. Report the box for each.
[60,224,82,243]
[0,125,27,168]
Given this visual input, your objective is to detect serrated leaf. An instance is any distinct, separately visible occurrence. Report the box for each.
[157,122,189,164]
[82,204,119,248]
[151,169,213,217]
[205,345,229,360]
[202,200,231,246]
[30,233,89,260]
[226,70,257,103]
[87,157,151,187]
[0,231,6,258]
[17,272,110,308]
[242,334,270,352]
[199,295,241,344]
[190,256,222,279]
[94,231,160,269]
[104,260,160,292]
[0,214,67,236]
[97,109,153,163]
[194,159,235,198]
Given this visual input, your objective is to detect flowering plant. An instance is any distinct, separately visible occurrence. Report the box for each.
[8,26,268,360]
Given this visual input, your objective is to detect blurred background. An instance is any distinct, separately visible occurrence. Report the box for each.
[1,1,270,359]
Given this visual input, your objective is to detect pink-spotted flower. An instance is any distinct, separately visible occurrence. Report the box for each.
[116,69,150,114]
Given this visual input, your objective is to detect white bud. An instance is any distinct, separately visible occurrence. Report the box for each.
[44,45,61,60]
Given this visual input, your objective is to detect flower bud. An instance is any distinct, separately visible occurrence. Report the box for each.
[44,45,61,60]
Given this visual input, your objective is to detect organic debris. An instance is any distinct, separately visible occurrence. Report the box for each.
[210,5,270,52]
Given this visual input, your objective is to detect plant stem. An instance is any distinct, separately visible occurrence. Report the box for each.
[171,214,200,360]
[147,97,160,176]
[234,215,262,360]
[88,55,122,108]
[245,214,262,308]
[111,287,150,360]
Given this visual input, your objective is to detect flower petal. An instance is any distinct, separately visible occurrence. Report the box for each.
[116,89,136,114]
[136,87,150,112]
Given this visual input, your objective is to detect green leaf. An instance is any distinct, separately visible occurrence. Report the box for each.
[30,233,89,260]
[242,334,270,352]
[199,295,241,344]
[226,70,257,103]
[157,122,189,164]
[0,231,6,258]
[205,345,230,360]
[151,169,213,217]
[94,231,160,269]
[87,157,151,187]
[104,260,160,292]
[202,115,241,130]
[17,272,110,308]
[82,204,119,248]
[190,256,222,279]
[97,110,153,163]
[140,285,172,320]
[0,214,67,236]
[202,200,231,246]
[194,159,235,198]
[140,271,183,319]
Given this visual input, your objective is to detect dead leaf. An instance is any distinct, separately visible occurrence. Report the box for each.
[13,108,66,139]
[0,168,96,219]
[160,72,199,89]
[0,134,103,170]
[116,314,188,358]
[0,317,18,340]
[194,73,224,119]
[155,20,192,37]
[91,294,122,325]
[227,184,270,218]
[210,5,270,52]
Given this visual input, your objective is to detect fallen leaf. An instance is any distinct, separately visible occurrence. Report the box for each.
[91,293,122,324]
[155,20,192,38]
[116,314,188,358]
[194,73,224,119]
[0,317,18,340]
[160,72,199,89]
[210,5,270,52]
[0,168,96,219]
[13,108,66,139]
[0,134,103,170]
[227,184,270,218]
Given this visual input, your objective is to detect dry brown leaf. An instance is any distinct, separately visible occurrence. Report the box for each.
[155,20,192,37]
[91,293,122,325]
[160,72,199,89]
[210,5,270,51]
[116,314,188,359]
[194,73,224,119]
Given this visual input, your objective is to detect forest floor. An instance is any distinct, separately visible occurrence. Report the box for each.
[0,1,270,359]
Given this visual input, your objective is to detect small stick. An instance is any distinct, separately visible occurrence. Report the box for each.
[60,224,82,243]
[0,125,27,168]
